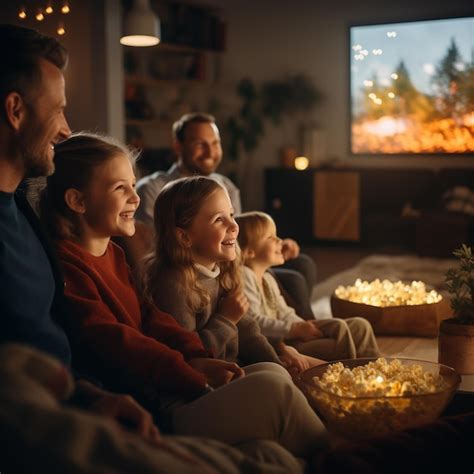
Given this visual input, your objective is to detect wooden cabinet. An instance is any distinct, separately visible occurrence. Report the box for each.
[265,168,360,244]
[313,171,360,241]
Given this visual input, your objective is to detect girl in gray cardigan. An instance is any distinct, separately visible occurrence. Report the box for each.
[143,177,282,367]
[236,212,380,366]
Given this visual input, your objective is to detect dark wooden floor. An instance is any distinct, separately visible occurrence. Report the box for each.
[302,245,384,283]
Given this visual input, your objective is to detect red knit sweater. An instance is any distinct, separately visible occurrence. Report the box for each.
[55,239,208,398]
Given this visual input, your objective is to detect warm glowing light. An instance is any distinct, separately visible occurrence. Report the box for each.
[374,98,382,105]
[120,35,160,47]
[57,24,65,35]
[368,93,376,99]
[294,156,309,170]
[391,73,399,80]
[45,4,53,14]
[61,3,70,14]
[335,278,443,307]
[36,10,44,21]
[18,7,27,19]
[388,92,395,99]
[363,80,373,87]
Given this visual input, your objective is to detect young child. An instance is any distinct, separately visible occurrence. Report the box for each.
[236,211,380,361]
[40,133,327,457]
[143,176,285,368]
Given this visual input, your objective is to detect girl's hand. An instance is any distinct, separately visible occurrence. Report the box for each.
[288,320,323,341]
[188,358,244,388]
[279,344,310,374]
[281,238,300,261]
[216,289,249,324]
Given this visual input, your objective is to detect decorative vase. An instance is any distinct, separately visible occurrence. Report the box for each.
[438,319,474,375]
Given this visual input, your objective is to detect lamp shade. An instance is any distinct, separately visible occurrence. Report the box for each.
[120,0,160,47]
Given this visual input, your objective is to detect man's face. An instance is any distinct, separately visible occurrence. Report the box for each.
[19,58,71,178]
[176,122,222,176]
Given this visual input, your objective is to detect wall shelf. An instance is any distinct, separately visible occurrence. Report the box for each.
[122,1,225,150]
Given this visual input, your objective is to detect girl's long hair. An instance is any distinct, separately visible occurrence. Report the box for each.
[39,132,138,240]
[143,176,242,313]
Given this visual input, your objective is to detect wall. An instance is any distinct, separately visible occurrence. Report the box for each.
[1,0,114,135]
[203,0,474,211]
[3,0,472,211]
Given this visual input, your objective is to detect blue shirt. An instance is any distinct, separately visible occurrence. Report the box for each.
[0,191,71,365]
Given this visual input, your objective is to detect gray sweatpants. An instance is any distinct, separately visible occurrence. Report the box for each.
[173,362,328,458]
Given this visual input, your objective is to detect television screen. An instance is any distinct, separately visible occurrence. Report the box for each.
[350,16,474,154]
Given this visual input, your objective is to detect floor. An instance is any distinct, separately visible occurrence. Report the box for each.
[302,245,375,283]
[302,244,408,283]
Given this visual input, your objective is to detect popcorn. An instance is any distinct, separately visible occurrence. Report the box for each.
[335,279,442,307]
[313,358,448,397]
[307,358,452,439]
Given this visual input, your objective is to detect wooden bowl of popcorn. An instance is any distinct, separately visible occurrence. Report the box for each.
[331,279,452,337]
[300,358,460,439]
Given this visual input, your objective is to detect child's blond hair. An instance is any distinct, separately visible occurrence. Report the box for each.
[144,176,242,312]
[235,211,276,264]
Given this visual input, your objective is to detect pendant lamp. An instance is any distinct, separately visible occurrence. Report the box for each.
[120,0,160,47]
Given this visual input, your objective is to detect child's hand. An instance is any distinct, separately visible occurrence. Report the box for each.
[188,358,244,388]
[288,321,323,341]
[279,344,310,374]
[281,238,300,261]
[216,289,249,324]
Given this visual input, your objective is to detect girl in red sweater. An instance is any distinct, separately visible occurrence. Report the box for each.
[40,132,328,458]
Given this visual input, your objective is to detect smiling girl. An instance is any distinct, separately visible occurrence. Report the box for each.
[40,133,328,458]
[143,176,283,367]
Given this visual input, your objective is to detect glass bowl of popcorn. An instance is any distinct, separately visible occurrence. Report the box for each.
[300,358,460,440]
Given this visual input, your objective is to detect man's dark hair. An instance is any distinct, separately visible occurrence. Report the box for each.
[0,24,68,106]
[172,112,217,143]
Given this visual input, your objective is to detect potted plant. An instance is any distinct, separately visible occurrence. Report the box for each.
[438,244,474,374]
[224,75,323,182]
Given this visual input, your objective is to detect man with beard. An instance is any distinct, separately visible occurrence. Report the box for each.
[0,22,163,439]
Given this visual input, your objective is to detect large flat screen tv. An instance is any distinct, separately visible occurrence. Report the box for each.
[350,16,474,155]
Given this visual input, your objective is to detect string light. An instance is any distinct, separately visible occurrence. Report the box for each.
[61,2,71,14]
[57,23,66,35]
[18,7,27,19]
[36,9,45,21]
[45,3,54,14]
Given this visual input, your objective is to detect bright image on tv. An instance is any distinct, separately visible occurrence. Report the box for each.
[351,17,474,154]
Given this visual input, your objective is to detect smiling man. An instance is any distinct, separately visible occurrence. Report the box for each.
[0,23,166,442]
[136,113,241,224]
